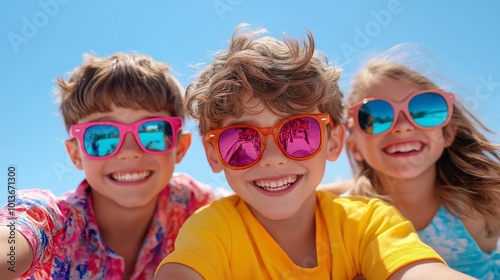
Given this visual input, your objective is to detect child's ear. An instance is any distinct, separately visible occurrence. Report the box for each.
[443,123,458,147]
[202,137,224,173]
[326,124,346,162]
[175,132,192,164]
[65,139,83,170]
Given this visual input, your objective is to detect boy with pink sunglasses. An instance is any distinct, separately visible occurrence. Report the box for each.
[0,53,215,279]
[153,24,473,279]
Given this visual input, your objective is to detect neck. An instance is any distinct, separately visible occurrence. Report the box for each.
[252,192,317,267]
[377,165,441,229]
[91,190,158,249]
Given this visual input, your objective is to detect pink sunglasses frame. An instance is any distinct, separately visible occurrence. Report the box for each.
[69,117,183,160]
[348,90,455,136]
[205,113,334,170]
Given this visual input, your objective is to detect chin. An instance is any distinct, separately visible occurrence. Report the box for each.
[392,168,425,179]
[260,205,302,221]
[114,195,157,209]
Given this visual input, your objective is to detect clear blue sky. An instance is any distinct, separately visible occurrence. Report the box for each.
[1,0,499,206]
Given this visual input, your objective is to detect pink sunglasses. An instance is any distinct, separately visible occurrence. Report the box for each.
[70,117,183,159]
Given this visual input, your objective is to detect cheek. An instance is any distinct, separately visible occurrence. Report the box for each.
[223,168,247,184]
[351,133,374,153]
[80,159,106,184]
[156,153,177,171]
[427,129,447,146]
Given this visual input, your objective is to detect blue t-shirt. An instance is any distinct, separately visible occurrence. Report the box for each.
[418,205,500,280]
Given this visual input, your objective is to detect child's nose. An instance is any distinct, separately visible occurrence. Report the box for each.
[392,111,415,134]
[258,135,287,167]
[116,133,143,159]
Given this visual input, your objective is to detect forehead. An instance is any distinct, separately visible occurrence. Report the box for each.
[78,105,170,124]
[240,92,265,112]
[221,93,283,127]
[364,78,422,102]
[221,103,283,127]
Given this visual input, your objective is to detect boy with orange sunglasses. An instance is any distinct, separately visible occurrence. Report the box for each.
[154,24,473,279]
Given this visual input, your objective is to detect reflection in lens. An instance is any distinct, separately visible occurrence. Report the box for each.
[220,128,261,167]
[409,93,448,127]
[139,121,174,151]
[84,125,120,157]
[280,117,320,158]
[360,100,393,134]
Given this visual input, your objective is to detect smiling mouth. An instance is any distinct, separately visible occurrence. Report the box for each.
[254,175,299,192]
[109,171,152,182]
[384,142,424,154]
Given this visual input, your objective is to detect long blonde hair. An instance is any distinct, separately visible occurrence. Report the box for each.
[348,60,500,237]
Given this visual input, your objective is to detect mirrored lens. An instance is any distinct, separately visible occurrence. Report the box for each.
[219,127,261,167]
[84,125,120,157]
[359,100,394,134]
[279,117,322,158]
[138,120,174,151]
[409,93,448,127]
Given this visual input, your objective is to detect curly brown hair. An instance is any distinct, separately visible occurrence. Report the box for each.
[55,52,185,131]
[185,23,344,135]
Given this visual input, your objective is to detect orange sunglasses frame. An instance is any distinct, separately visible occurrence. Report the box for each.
[205,113,334,170]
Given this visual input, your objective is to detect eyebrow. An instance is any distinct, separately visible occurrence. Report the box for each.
[224,115,293,128]
[84,115,163,123]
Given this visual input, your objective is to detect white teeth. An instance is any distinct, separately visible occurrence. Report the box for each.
[255,176,298,192]
[386,142,423,154]
[111,171,151,182]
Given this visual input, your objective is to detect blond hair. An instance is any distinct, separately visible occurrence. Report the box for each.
[55,52,184,131]
[185,24,343,135]
[348,60,500,237]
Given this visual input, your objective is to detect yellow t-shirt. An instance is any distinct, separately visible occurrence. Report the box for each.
[157,191,443,280]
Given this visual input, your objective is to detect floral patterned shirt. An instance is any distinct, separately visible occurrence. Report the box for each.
[0,173,214,279]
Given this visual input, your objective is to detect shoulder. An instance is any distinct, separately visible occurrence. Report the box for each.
[170,173,213,194]
[460,215,498,252]
[14,188,80,213]
[1,186,90,259]
[317,179,355,195]
[187,195,240,219]
[182,195,242,229]
[7,182,91,228]
[160,196,242,279]
[16,188,60,204]
[317,190,388,209]
[168,173,216,204]
[316,191,405,224]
